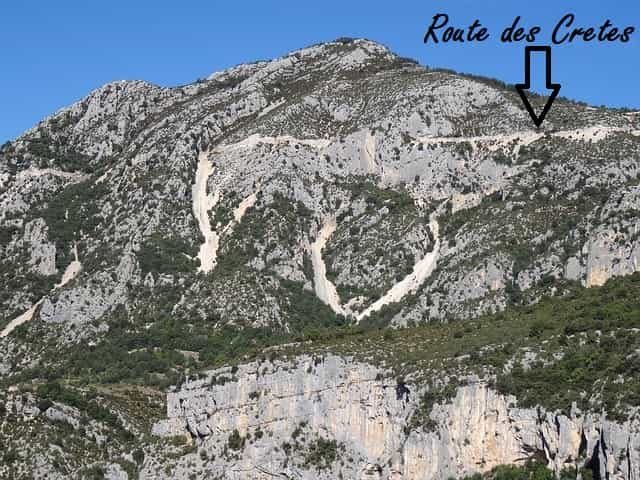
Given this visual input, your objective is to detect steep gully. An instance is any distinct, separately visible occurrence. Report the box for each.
[310,218,347,316]
[309,215,440,321]
[192,150,258,274]
[193,151,220,273]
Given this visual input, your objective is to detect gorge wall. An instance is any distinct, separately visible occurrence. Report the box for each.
[150,355,640,480]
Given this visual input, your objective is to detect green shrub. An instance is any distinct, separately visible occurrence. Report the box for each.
[227,429,245,451]
[138,234,197,274]
[458,460,577,479]
[303,437,341,471]
[132,448,144,465]
[35,180,108,269]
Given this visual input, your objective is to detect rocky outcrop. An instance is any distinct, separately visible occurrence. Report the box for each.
[0,389,132,480]
[23,218,57,276]
[151,355,640,480]
[406,385,640,480]
[585,228,640,287]
[151,354,409,479]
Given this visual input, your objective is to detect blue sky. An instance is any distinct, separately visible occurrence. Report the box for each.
[1,0,638,143]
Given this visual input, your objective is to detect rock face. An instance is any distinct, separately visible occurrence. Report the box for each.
[408,387,640,480]
[23,218,57,276]
[150,355,415,479]
[584,186,640,287]
[150,355,640,480]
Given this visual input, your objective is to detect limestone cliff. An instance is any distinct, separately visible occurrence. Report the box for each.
[150,355,639,480]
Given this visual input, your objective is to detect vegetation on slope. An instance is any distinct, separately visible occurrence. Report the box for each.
[456,460,590,480]
[5,272,640,428]
[281,272,640,422]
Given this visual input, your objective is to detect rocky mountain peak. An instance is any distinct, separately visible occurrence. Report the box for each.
[207,37,395,80]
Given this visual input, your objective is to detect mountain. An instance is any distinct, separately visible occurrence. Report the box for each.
[1,38,640,479]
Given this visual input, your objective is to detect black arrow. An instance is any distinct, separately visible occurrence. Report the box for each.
[515,46,561,128]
